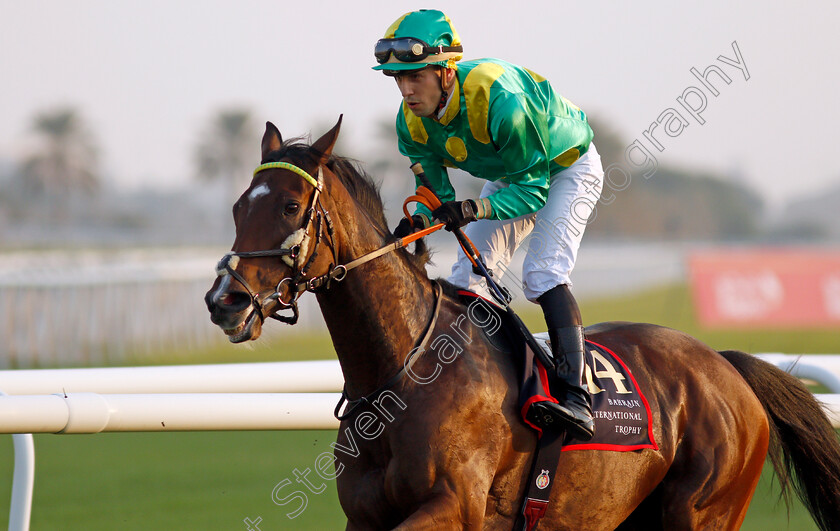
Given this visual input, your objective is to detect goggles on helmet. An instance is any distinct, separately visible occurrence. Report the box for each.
[374,37,463,65]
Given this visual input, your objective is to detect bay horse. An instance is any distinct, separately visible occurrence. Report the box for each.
[205,117,840,530]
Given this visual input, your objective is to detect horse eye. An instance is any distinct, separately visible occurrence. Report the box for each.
[284,202,300,215]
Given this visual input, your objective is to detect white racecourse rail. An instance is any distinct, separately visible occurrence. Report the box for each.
[2,355,840,531]
[2,356,839,433]
[0,361,346,433]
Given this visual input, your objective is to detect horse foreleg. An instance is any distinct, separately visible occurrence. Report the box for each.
[392,489,484,530]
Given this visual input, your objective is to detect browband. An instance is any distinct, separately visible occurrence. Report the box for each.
[253,161,323,191]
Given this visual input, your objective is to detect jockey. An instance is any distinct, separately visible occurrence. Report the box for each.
[374,9,603,440]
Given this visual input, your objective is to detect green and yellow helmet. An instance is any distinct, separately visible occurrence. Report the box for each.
[372,9,463,73]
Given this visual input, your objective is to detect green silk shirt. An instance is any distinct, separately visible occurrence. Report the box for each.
[396,58,593,221]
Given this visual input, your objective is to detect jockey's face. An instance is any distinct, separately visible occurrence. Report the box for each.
[394,67,443,118]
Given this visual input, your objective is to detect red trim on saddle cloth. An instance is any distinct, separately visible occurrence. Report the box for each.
[562,340,659,452]
[523,498,549,531]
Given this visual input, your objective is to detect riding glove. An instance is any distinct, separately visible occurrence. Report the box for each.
[393,215,428,238]
[432,200,478,231]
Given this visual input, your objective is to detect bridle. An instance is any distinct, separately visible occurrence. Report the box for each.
[214,160,443,325]
[215,160,339,325]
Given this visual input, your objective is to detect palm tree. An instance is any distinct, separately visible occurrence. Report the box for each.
[21,107,99,198]
[194,109,257,201]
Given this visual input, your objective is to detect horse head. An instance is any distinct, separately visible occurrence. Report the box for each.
[205,117,344,342]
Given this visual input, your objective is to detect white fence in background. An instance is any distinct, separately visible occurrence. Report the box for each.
[2,355,840,531]
[0,248,326,369]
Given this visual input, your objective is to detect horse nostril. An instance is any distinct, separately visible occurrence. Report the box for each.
[204,290,217,312]
[214,290,252,312]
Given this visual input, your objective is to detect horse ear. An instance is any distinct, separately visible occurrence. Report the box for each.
[311,115,343,163]
[261,121,283,160]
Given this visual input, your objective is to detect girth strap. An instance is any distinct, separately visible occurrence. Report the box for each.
[514,428,566,531]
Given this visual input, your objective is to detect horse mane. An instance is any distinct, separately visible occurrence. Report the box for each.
[263,137,431,272]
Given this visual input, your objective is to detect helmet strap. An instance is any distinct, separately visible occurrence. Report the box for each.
[437,67,450,113]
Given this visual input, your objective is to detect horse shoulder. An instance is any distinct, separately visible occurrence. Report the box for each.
[376,297,527,524]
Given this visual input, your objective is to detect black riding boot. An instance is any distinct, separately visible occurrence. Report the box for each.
[527,285,595,440]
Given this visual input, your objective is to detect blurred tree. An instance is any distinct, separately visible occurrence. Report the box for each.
[21,107,99,198]
[15,107,100,226]
[587,164,764,240]
[587,114,625,171]
[581,114,767,241]
[368,116,403,175]
[194,109,257,201]
[771,181,840,242]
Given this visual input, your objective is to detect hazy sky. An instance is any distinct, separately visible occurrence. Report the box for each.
[2,1,838,207]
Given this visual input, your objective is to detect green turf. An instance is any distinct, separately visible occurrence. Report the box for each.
[132,331,339,366]
[0,432,824,530]
[3,282,838,529]
[0,431,346,530]
[744,461,819,531]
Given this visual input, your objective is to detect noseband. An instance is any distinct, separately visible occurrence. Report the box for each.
[215,161,339,325]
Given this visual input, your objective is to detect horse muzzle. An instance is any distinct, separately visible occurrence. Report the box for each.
[204,279,264,343]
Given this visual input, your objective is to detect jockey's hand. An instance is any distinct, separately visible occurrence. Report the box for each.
[432,200,478,231]
[393,215,427,238]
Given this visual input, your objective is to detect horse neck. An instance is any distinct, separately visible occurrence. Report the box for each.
[315,182,435,397]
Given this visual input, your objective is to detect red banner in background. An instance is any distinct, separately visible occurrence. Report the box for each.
[689,248,840,328]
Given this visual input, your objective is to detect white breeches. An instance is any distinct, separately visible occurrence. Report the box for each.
[448,143,604,302]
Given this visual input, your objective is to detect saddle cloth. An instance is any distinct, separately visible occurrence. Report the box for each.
[532,333,658,451]
[456,289,657,451]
